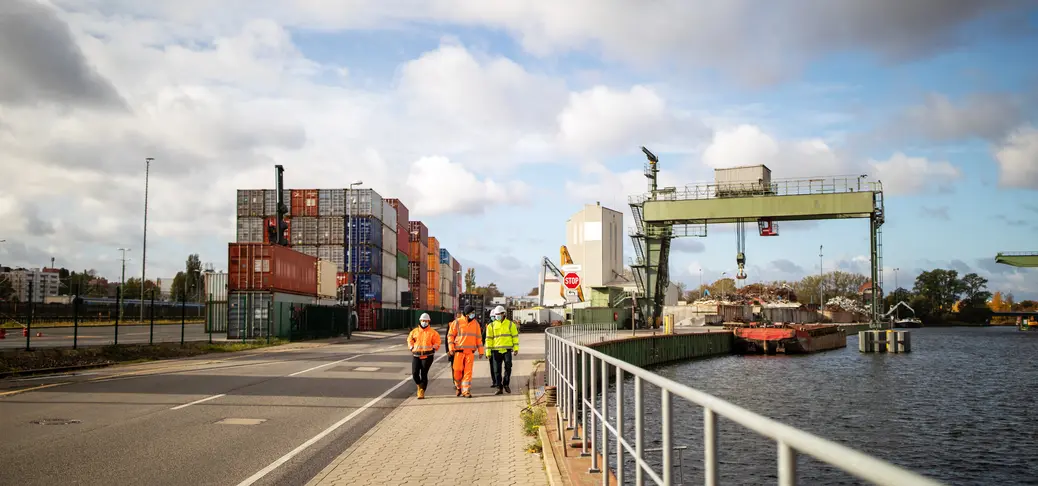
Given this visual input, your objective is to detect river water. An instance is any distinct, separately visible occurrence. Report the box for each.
[609,326,1038,485]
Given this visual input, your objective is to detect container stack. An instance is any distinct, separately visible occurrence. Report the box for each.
[408,221,429,309]
[385,199,411,308]
[451,257,461,312]
[347,188,385,330]
[439,249,452,313]
[226,242,320,339]
[426,237,441,310]
[380,197,398,309]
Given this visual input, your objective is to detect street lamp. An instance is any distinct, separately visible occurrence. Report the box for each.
[141,157,153,323]
[721,271,727,301]
[819,245,824,308]
[346,180,362,299]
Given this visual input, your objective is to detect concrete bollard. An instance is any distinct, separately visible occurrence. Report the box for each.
[859,330,911,353]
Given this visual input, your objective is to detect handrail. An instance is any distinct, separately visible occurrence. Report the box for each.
[544,323,945,485]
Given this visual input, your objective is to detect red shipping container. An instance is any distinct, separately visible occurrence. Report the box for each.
[356,301,382,331]
[383,198,410,227]
[408,221,428,242]
[396,224,407,256]
[262,216,292,244]
[228,243,318,296]
[291,189,319,217]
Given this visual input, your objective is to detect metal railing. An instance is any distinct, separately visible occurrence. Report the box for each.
[545,323,945,485]
[629,176,883,204]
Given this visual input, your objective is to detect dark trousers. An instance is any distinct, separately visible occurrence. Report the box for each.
[489,351,513,388]
[412,356,434,388]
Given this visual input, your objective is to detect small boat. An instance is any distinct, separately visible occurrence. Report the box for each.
[894,317,923,328]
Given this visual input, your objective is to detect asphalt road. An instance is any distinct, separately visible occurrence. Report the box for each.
[0,329,433,486]
[0,323,214,349]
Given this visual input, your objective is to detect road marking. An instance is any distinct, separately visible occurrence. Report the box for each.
[287,355,362,377]
[0,382,70,397]
[235,355,442,486]
[170,393,227,410]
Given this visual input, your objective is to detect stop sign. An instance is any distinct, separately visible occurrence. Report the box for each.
[563,272,580,289]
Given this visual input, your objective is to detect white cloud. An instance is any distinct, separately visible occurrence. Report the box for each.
[403,156,529,217]
[993,125,1038,189]
[702,124,850,178]
[868,152,962,195]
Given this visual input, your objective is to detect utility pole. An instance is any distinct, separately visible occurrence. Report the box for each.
[118,248,130,322]
[819,245,824,308]
[699,268,703,300]
[142,157,153,323]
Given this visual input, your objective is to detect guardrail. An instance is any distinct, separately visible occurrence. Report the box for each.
[545,323,945,485]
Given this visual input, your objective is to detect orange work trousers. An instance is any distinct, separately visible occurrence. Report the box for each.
[452,351,476,394]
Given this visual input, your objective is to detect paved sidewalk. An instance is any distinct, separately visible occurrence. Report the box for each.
[307,332,548,486]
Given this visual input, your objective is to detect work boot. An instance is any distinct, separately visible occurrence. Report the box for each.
[456,387,462,397]
[495,387,503,396]
[462,391,472,398]
[417,386,425,399]
[504,386,511,394]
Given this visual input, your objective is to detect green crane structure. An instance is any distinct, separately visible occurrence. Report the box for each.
[627,147,887,329]
[995,252,1038,267]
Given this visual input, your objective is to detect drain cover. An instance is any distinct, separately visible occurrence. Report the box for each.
[215,418,267,425]
[31,419,81,425]
[353,366,381,372]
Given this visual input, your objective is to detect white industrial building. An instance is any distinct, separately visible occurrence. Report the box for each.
[1,268,61,303]
[539,202,680,307]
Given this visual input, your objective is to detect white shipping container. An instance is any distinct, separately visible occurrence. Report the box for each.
[236,217,264,243]
[383,224,397,255]
[382,275,398,304]
[318,245,346,272]
[381,199,397,228]
[347,188,383,220]
[291,217,319,245]
[295,245,318,258]
[397,276,409,292]
[318,189,346,216]
[382,250,396,279]
[318,217,346,245]
[204,272,229,302]
[263,190,292,217]
[317,260,337,298]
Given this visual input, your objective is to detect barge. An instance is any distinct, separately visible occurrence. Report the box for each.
[733,324,846,355]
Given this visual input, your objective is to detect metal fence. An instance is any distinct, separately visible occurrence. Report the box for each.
[545,323,944,485]
[1,300,204,324]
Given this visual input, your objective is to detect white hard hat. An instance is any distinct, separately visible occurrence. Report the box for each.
[419,313,431,321]
[491,306,505,316]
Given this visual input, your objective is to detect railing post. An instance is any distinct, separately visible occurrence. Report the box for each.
[589,355,600,473]
[662,389,672,485]
[581,350,590,457]
[705,409,718,486]
[561,342,569,425]
[600,358,609,485]
[778,442,797,486]
[569,345,577,432]
[635,376,644,486]
[615,367,624,484]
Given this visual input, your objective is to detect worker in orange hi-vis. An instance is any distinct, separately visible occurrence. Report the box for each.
[447,305,484,398]
[408,313,441,399]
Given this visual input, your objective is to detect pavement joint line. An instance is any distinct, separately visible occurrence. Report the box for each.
[235,354,446,486]
[0,382,70,397]
[287,355,364,377]
[170,393,227,410]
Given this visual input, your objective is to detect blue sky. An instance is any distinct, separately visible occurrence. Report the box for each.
[2,1,1037,300]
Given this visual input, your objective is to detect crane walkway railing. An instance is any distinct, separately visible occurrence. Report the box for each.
[545,323,945,485]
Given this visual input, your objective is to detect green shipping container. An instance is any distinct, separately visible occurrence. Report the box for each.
[397,251,408,279]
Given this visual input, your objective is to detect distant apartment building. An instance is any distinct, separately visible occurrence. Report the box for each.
[0,268,61,303]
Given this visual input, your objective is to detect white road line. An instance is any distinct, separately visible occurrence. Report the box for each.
[170,393,226,410]
[287,355,362,377]
[235,355,442,486]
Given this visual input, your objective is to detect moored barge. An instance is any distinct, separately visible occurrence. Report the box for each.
[733,324,846,355]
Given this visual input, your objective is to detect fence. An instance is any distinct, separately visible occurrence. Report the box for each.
[1,300,204,324]
[228,301,356,341]
[374,308,453,330]
[544,323,944,485]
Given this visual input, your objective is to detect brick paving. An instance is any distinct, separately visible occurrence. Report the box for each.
[307,333,548,486]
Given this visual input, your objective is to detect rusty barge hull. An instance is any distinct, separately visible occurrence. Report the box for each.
[733,324,846,355]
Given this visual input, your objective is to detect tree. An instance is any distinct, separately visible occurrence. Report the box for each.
[527,287,538,296]
[464,268,476,293]
[120,277,158,300]
[474,282,504,298]
[170,254,204,302]
[913,269,966,312]
[989,292,1008,312]
[708,278,736,299]
[0,277,14,301]
[960,273,991,306]
[674,281,687,299]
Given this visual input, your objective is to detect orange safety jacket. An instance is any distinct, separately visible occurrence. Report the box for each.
[447,316,484,355]
[408,326,441,359]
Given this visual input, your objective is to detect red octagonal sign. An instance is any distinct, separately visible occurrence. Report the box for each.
[563,272,581,289]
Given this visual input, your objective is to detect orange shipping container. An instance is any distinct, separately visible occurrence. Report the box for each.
[291,190,319,217]
[426,287,440,309]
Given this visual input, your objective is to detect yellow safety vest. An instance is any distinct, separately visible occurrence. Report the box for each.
[485,318,519,355]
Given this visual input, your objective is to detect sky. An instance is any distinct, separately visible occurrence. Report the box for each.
[1,0,1037,300]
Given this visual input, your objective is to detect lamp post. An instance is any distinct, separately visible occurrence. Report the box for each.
[347,181,362,301]
[141,157,153,323]
[819,245,824,308]
[456,270,462,314]
[118,248,130,321]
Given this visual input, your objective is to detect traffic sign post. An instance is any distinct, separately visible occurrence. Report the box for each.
[563,272,581,289]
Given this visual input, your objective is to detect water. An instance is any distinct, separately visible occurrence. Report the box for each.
[604,327,1038,485]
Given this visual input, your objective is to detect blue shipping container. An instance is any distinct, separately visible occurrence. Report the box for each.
[440,248,451,265]
[355,273,383,301]
[348,216,383,249]
[349,245,382,274]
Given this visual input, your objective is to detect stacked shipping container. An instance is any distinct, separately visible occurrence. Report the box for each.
[234,189,464,324]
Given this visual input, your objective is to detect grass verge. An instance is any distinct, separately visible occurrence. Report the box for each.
[0,339,287,375]
[2,320,204,329]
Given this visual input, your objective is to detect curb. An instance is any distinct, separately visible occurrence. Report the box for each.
[528,361,566,486]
